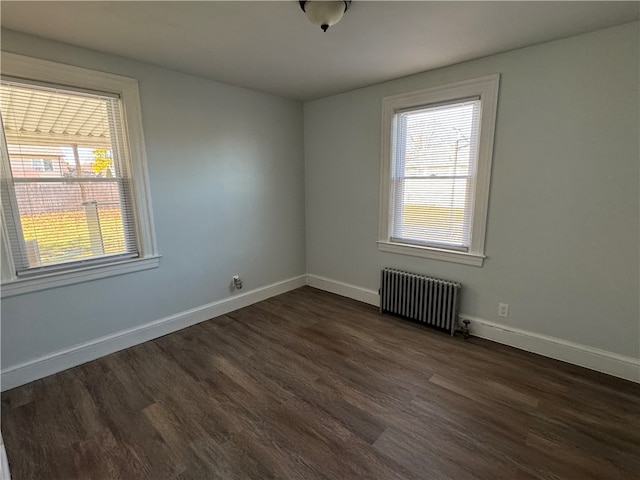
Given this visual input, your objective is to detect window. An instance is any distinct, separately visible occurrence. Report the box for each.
[378,75,499,266]
[30,158,54,172]
[1,53,159,296]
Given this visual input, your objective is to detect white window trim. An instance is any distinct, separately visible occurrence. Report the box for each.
[0,52,160,297]
[378,74,500,267]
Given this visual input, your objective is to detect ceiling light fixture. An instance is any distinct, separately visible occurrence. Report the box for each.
[299,1,351,32]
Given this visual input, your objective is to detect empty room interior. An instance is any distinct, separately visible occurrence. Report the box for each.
[0,1,639,479]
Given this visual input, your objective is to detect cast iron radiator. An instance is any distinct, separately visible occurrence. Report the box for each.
[380,268,461,335]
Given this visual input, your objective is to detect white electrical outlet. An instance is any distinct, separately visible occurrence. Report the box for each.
[498,303,509,318]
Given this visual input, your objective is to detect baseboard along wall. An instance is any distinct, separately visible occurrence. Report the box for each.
[2,273,638,390]
[305,274,640,384]
[0,275,307,391]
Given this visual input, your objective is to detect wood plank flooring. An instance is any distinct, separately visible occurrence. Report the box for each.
[2,286,639,479]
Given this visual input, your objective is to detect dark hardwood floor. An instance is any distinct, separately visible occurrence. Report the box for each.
[2,286,639,479]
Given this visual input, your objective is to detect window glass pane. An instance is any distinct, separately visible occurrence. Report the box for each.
[13,181,136,267]
[401,102,477,176]
[393,177,471,247]
[0,79,137,271]
[391,99,480,249]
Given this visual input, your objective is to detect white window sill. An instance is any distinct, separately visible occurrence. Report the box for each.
[1,255,161,298]
[377,241,485,266]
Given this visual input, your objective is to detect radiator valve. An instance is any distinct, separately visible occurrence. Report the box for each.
[461,319,470,339]
[232,275,243,290]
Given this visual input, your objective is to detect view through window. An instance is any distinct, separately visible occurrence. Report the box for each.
[0,78,137,274]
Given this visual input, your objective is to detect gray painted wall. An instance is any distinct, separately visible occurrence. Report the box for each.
[1,30,306,368]
[304,22,639,358]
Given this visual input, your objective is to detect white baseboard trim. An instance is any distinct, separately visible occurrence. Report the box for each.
[4,273,638,390]
[306,274,380,306]
[306,275,639,384]
[1,275,306,391]
[461,315,640,383]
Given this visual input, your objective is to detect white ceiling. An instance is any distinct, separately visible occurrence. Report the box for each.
[1,1,638,101]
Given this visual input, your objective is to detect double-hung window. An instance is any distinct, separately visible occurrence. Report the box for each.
[1,53,159,296]
[378,75,499,266]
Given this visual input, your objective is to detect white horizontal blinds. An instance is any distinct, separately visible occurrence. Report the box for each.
[391,98,481,250]
[0,78,138,274]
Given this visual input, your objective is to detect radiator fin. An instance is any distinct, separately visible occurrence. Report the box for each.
[379,268,461,335]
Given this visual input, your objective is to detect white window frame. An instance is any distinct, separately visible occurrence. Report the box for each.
[0,53,160,297]
[378,74,500,267]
